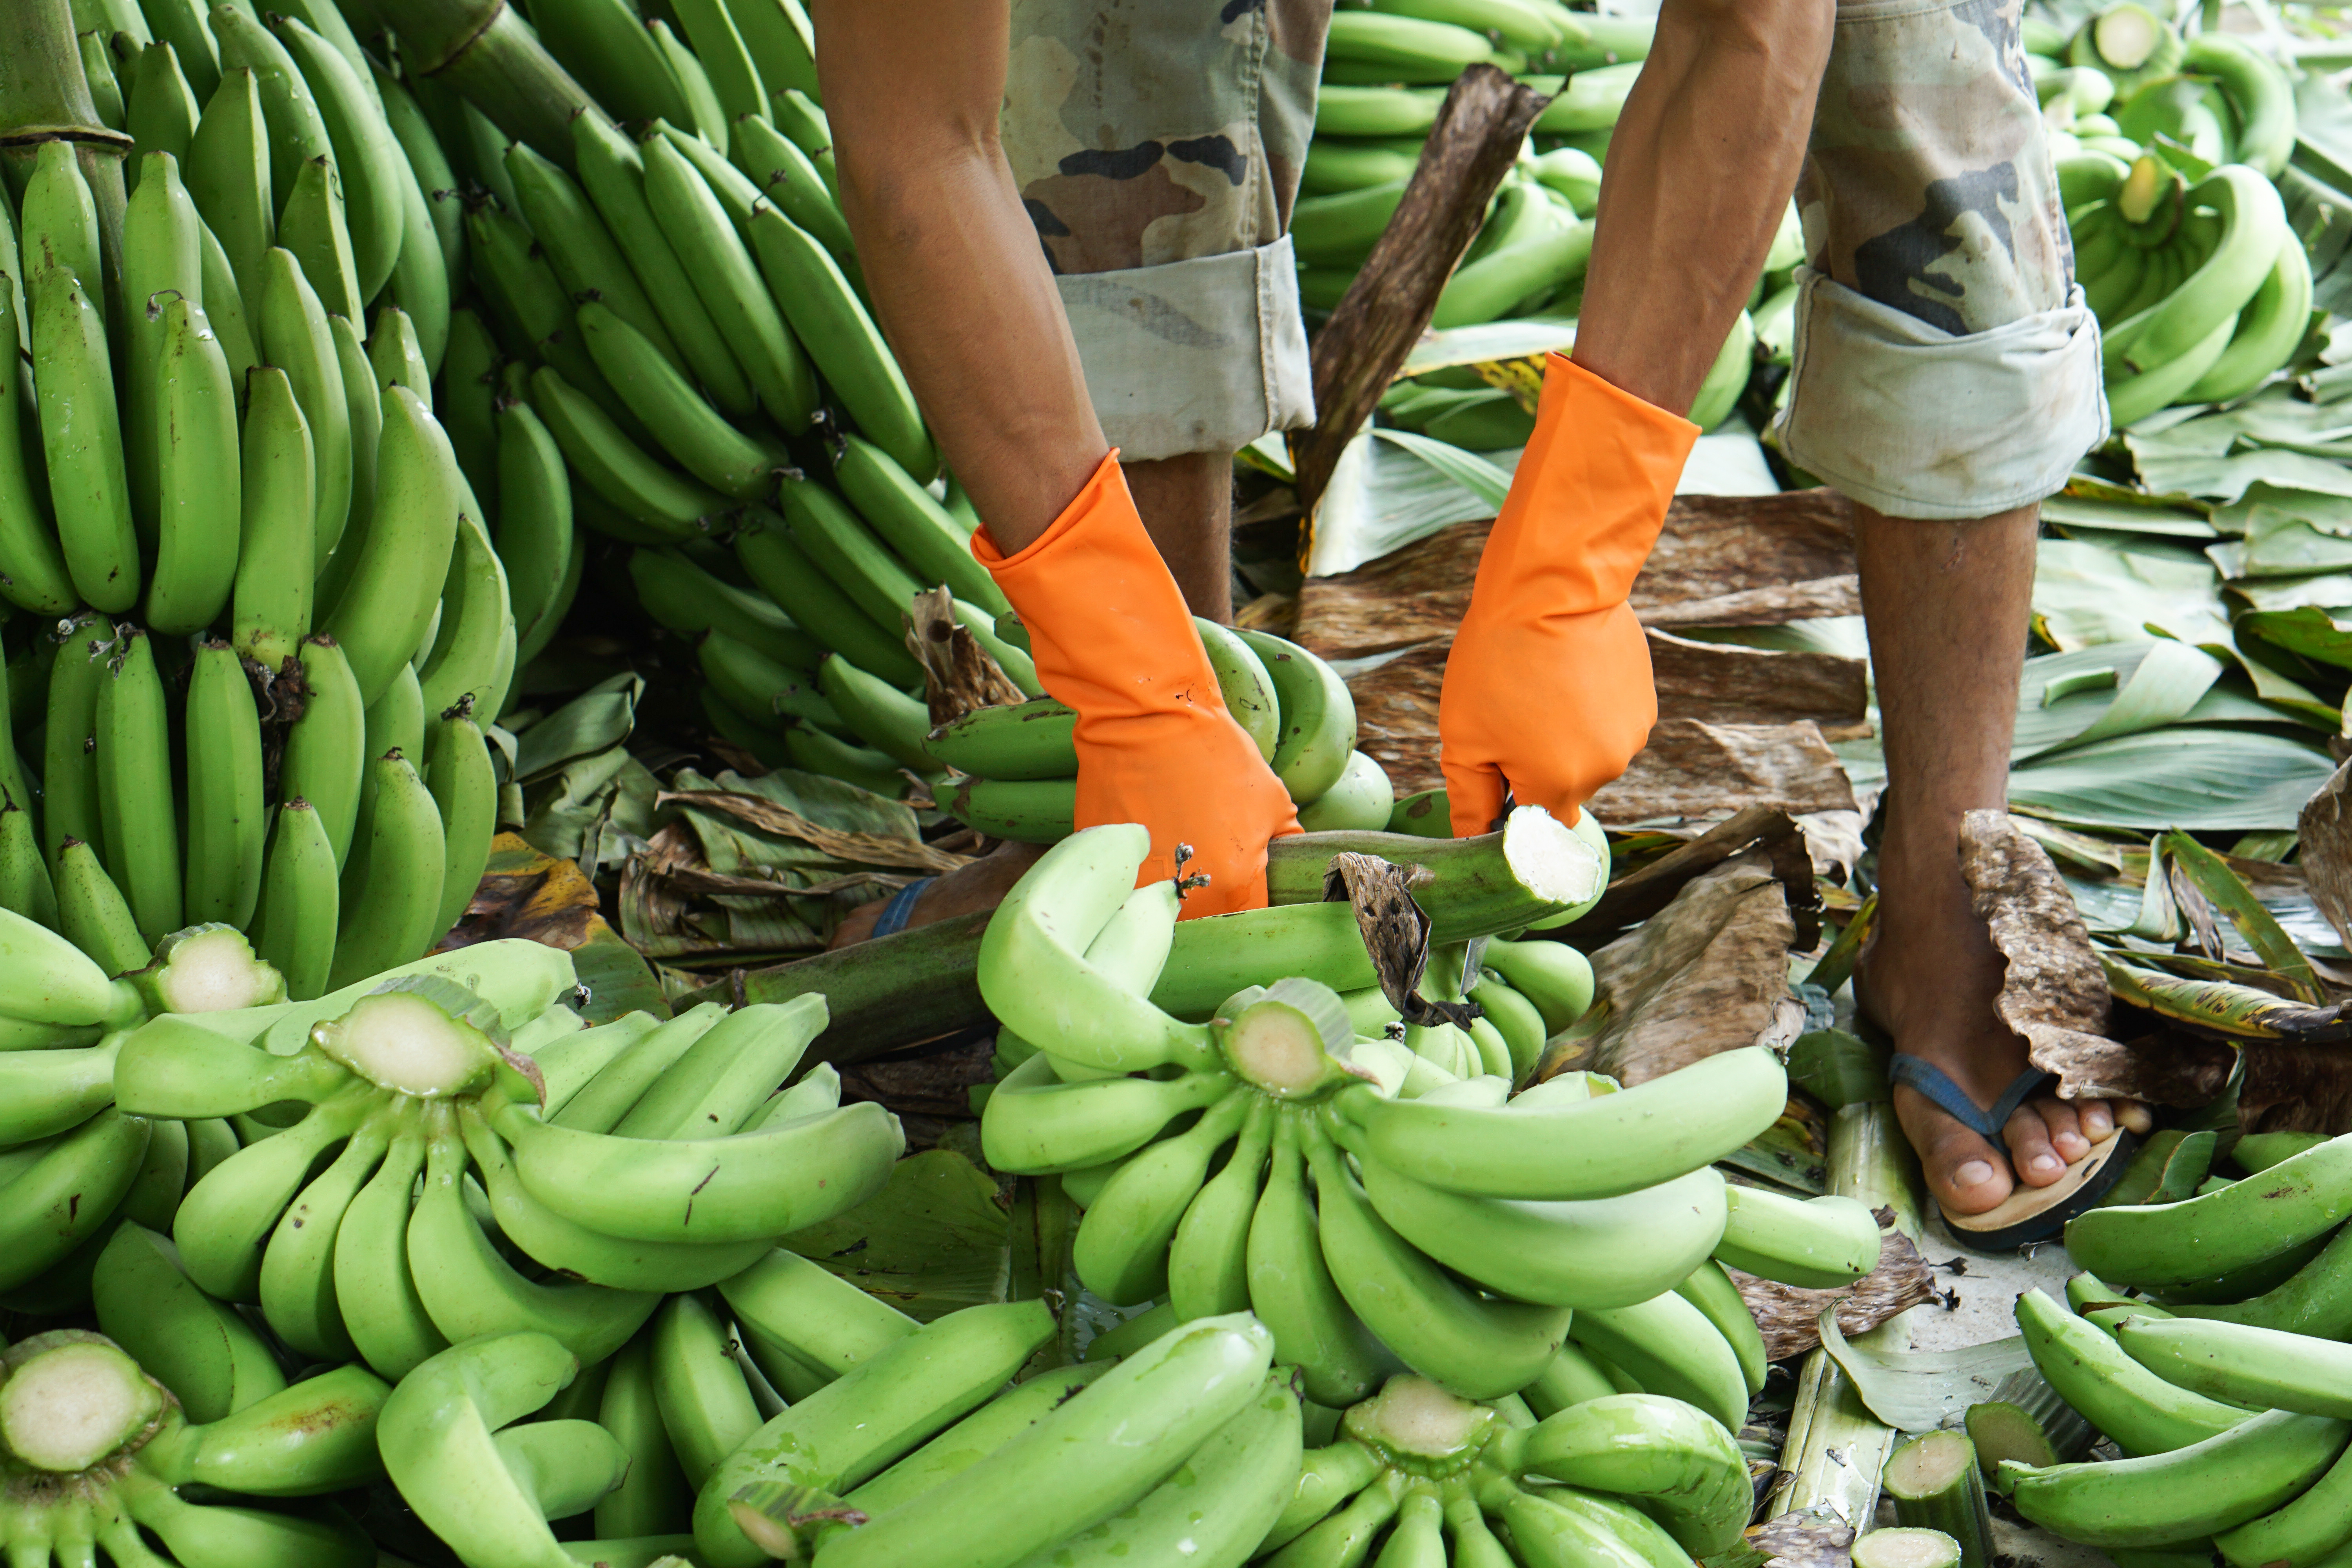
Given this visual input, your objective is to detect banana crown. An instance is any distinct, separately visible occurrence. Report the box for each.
[309,976,522,1099]
[0,1332,170,1475]
[1340,1376,1500,1475]
[1216,978,1366,1098]
[132,925,289,1016]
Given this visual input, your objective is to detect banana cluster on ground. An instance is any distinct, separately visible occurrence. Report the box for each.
[973,824,1875,1414]
[933,620,1394,840]
[3,2,516,989]
[1985,1129,2352,1560]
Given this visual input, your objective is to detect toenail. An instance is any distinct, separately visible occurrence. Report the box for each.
[2057,1134,2087,1157]
[1956,1160,1995,1188]
[2030,1153,2063,1176]
[2083,1110,2112,1136]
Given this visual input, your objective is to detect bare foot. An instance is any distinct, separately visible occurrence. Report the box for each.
[1859,915,2134,1220]
[829,840,1049,948]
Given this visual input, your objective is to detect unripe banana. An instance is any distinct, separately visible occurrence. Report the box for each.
[183,640,268,928]
[120,150,206,550]
[2004,1410,2348,1548]
[750,212,937,480]
[270,15,404,301]
[1713,1186,1882,1288]
[250,797,339,1000]
[1568,1290,1750,1435]
[597,1332,695,1537]
[54,838,154,977]
[228,365,318,673]
[650,1291,762,1488]
[147,295,243,633]
[91,1220,287,1423]
[0,286,75,615]
[2067,1133,2352,1289]
[30,256,141,612]
[275,154,362,327]
[93,627,183,945]
[321,386,463,708]
[0,1107,156,1293]
[327,749,445,988]
[532,364,728,538]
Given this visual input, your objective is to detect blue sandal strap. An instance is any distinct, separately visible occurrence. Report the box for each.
[1887,1054,2053,1152]
[871,877,935,939]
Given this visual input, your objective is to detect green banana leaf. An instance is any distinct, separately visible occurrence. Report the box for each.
[2239,604,2352,668]
[1304,425,1523,576]
[2007,728,2337,830]
[2227,573,2352,613]
[2160,830,2323,999]
[1372,427,1513,510]
[2013,641,2224,761]
[2040,492,2218,540]
[512,671,644,783]
[1396,313,1579,379]
[1816,1309,2035,1434]
[782,1148,1011,1320]
[2032,537,2234,650]
[2209,505,2352,579]
[2134,448,2352,505]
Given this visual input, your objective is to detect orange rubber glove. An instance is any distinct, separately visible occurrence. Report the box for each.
[1439,355,1699,837]
[975,451,1299,915]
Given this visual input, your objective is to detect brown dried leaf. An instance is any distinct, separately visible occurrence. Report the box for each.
[2238,1040,2352,1135]
[908,584,1025,727]
[1292,491,1859,662]
[657,790,973,874]
[1572,852,1798,1085]
[1730,1230,1942,1363]
[2298,757,2352,949]
[443,833,668,1023]
[1565,804,1821,944]
[1960,810,2124,1101]
[1589,720,1859,825]
[1322,852,1451,1024]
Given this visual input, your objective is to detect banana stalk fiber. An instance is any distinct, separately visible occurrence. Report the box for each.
[0,0,131,275]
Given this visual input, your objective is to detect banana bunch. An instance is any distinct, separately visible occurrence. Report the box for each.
[377,1330,702,1568]
[0,1326,385,1568]
[2068,152,2308,425]
[0,0,546,987]
[107,939,902,1380]
[932,620,1391,841]
[691,1303,1287,1568]
[1256,1373,1754,1565]
[970,825,1829,1407]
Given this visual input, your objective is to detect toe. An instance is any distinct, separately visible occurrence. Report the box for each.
[2005,1103,2070,1188]
[2076,1098,2116,1145]
[1894,1085,2015,1217]
[2034,1097,2090,1164]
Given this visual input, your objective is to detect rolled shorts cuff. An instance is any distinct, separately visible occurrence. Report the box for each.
[1056,232,1317,461]
[1770,268,2111,521]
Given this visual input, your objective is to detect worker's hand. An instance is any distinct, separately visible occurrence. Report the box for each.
[978,454,1299,915]
[1438,356,1698,836]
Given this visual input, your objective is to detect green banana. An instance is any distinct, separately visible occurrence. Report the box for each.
[144,0,219,100]
[2117,1314,2352,1420]
[2014,1288,2249,1456]
[571,109,758,420]
[642,132,817,428]
[578,298,777,499]
[414,504,515,724]
[1247,1111,1392,1408]
[147,295,242,633]
[279,635,367,867]
[256,243,354,565]
[2185,234,2311,406]
[0,285,74,615]
[1500,1392,1751,1555]
[766,85,833,187]
[2214,1441,2352,1568]
[553,1004,728,1134]
[807,1314,1278,1568]
[840,1363,1114,1518]
[672,0,769,125]
[318,309,382,614]
[597,1332,695,1537]
[1477,935,1595,1031]
[185,67,273,310]
[256,1115,385,1361]
[268,16,400,301]
[230,364,316,672]
[1196,618,1281,762]
[1674,1260,1768,1397]
[533,364,728,537]
[329,746,445,987]
[1325,1046,1782,1201]
[829,433,991,609]
[30,256,140,612]
[718,1246,919,1381]
[119,149,205,552]
[250,796,339,1000]
[749,206,937,482]
[0,804,60,926]
[925,695,1077,780]
[1233,628,1356,804]
[172,1083,368,1299]
[376,1330,608,1568]
[1073,1090,1252,1304]
[1567,1290,1750,1435]
[321,385,463,706]
[650,1290,762,1488]
[945,774,1074,842]
[778,471,928,635]
[629,546,819,668]
[91,1220,285,1423]
[691,1299,1059,1567]
[20,138,104,335]
[2104,166,2288,378]
[0,1033,123,1143]
[699,630,836,733]
[1165,1096,1272,1321]
[816,655,935,770]
[182,640,267,928]
[438,305,501,507]
[208,2,328,200]
[737,515,928,684]
[332,1127,446,1378]
[1290,180,1407,267]
[424,704,496,941]
[494,398,577,667]
[2004,1410,2348,1548]
[1304,1127,1572,1400]
[731,0,819,101]
[42,615,113,866]
[54,838,154,976]
[2066,1133,2352,1288]
[1713,1185,1882,1288]
[612,996,823,1140]
[0,1107,156,1292]
[93,626,183,946]
[1357,1156,1728,1310]
[406,1118,660,1363]
[274,153,361,330]
[381,149,451,374]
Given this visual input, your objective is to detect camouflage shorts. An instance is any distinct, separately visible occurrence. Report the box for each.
[1772,0,2109,519]
[1003,0,1332,460]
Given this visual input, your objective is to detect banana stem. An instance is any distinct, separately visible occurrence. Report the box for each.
[0,0,131,271]
[371,0,612,171]
[0,1334,167,1474]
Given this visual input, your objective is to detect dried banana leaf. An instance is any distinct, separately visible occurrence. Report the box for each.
[2102,955,2352,1041]
[2161,831,2323,1000]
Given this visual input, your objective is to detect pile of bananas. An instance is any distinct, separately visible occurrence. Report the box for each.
[0,1327,387,1568]
[973,825,1883,1417]
[1259,1374,1753,1565]
[1981,1130,2352,1558]
[930,619,1395,840]
[2036,11,2314,425]
[0,0,522,994]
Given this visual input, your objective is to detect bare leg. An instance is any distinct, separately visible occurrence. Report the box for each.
[1856,503,2129,1218]
[1126,452,1234,622]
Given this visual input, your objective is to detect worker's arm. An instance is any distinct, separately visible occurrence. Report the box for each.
[1572,0,1832,412]
[1437,0,1834,836]
[808,0,1103,553]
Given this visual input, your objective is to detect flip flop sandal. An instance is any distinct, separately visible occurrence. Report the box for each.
[1888,1053,2141,1251]
[870,877,936,939]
